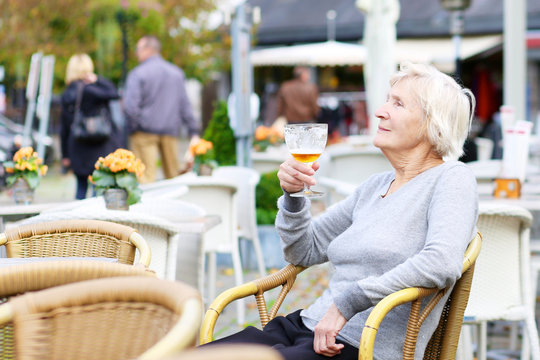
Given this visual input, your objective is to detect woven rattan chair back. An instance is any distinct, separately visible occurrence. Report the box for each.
[0,219,151,266]
[0,260,156,359]
[0,276,202,360]
[420,237,479,359]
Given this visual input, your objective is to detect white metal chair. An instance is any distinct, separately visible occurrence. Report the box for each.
[250,145,288,175]
[465,159,503,183]
[475,137,494,161]
[463,203,540,360]
[213,166,266,278]
[173,175,246,324]
[16,197,208,289]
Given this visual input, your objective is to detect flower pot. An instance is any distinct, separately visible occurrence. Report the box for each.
[103,189,129,210]
[12,178,35,205]
[197,164,214,176]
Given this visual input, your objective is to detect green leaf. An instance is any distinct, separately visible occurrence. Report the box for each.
[6,175,18,187]
[25,172,40,189]
[127,187,141,205]
[91,169,116,188]
[115,172,138,190]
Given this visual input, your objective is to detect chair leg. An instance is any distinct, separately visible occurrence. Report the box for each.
[522,325,531,360]
[231,245,245,325]
[208,251,217,307]
[199,248,207,305]
[509,322,519,350]
[251,234,266,278]
[457,326,475,360]
[477,321,487,360]
[524,313,540,360]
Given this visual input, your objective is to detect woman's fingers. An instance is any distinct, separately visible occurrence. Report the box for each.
[277,157,317,193]
[313,304,347,357]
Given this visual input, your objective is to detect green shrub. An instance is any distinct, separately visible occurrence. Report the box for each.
[255,170,283,225]
[203,101,236,166]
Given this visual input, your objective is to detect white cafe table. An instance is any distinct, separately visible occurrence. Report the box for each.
[251,144,289,174]
[477,182,540,211]
[0,201,67,232]
[12,196,220,290]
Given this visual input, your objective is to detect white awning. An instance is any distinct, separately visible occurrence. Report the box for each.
[395,34,503,72]
[250,40,367,66]
[250,35,503,70]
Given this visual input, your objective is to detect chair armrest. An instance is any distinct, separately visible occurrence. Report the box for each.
[140,297,203,359]
[359,287,438,360]
[129,232,152,267]
[359,232,482,360]
[199,264,305,344]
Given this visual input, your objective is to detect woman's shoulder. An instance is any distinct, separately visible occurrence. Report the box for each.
[61,82,79,104]
[440,160,475,177]
[435,160,477,191]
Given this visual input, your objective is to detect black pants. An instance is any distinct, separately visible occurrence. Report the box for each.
[204,310,358,360]
[75,174,95,200]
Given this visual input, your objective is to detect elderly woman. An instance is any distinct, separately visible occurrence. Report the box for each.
[60,53,120,199]
[207,62,478,360]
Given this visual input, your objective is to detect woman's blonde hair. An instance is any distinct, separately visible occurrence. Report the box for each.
[390,61,476,160]
[65,53,94,84]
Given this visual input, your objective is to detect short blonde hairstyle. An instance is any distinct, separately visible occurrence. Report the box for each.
[390,62,476,160]
[65,53,94,85]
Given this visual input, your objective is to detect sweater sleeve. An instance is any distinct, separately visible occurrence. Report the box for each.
[333,165,478,320]
[276,186,360,266]
[123,71,143,132]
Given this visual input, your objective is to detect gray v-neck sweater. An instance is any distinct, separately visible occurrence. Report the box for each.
[275,160,478,359]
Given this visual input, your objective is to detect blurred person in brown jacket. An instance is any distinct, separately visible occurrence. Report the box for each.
[276,66,320,124]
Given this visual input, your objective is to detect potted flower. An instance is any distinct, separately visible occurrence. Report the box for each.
[189,138,218,176]
[3,146,48,204]
[89,148,145,210]
[253,125,284,152]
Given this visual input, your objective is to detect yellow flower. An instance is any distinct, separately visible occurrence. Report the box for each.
[255,126,271,141]
[189,139,213,157]
[13,147,33,162]
[4,146,47,190]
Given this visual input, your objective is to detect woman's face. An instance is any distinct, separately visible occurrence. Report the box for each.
[373,80,428,153]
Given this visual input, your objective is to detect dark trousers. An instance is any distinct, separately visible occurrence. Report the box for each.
[75,174,95,200]
[204,310,358,360]
[75,174,88,200]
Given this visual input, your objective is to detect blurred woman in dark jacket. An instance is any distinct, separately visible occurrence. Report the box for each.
[60,53,120,199]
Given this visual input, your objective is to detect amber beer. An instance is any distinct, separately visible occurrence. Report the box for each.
[290,150,322,163]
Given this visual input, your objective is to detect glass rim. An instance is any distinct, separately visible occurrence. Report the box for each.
[284,123,327,128]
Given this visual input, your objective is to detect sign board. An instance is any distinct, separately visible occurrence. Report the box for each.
[22,53,43,146]
[36,55,55,157]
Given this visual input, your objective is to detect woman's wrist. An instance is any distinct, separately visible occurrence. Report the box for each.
[282,189,306,212]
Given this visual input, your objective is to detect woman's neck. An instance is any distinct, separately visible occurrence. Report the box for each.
[382,147,444,196]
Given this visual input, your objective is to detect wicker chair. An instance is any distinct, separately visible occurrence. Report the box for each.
[0,276,202,360]
[200,232,482,360]
[0,219,151,266]
[0,259,156,359]
[463,203,540,360]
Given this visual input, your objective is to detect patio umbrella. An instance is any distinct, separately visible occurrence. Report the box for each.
[250,40,367,67]
[357,0,400,137]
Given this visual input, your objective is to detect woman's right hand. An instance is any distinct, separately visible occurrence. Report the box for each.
[62,158,71,168]
[277,157,319,194]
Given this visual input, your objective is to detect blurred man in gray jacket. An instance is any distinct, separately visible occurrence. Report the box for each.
[124,35,200,183]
